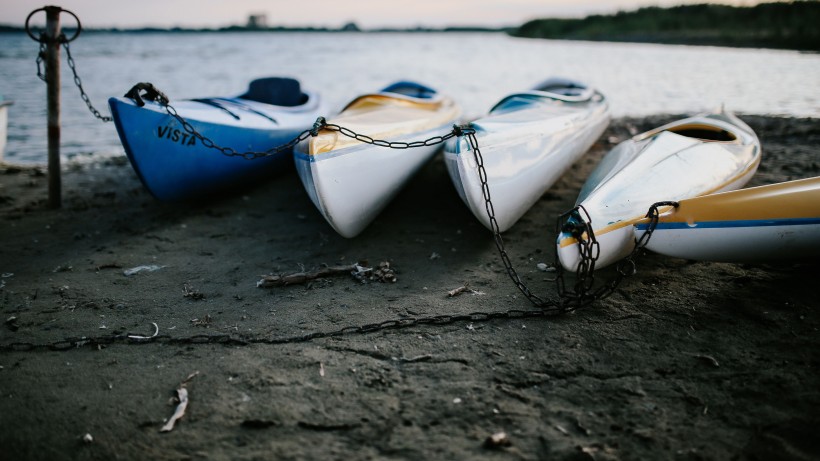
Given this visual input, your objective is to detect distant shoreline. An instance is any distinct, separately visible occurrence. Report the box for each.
[2,26,815,54]
[3,2,818,52]
[0,25,511,35]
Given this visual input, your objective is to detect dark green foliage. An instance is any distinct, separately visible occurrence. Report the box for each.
[512,1,820,51]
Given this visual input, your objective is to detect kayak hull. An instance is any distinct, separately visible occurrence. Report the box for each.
[635,176,820,262]
[109,83,322,201]
[0,99,11,161]
[444,78,610,232]
[295,81,461,238]
[295,124,451,238]
[557,111,762,272]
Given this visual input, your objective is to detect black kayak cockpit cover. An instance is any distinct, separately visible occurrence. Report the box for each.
[239,77,307,107]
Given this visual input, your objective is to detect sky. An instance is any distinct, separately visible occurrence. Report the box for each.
[3,0,787,29]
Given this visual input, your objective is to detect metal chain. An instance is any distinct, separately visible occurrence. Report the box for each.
[62,41,113,122]
[164,107,462,161]
[0,201,677,353]
[35,38,47,82]
[553,205,602,305]
[32,29,113,122]
[0,308,555,352]
[552,200,679,304]
[463,128,678,312]
[166,101,319,160]
[462,130,567,312]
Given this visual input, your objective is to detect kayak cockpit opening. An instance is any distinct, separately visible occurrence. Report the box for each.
[489,78,600,113]
[667,123,737,142]
[532,78,588,97]
[341,81,444,111]
[238,77,309,107]
[381,81,438,99]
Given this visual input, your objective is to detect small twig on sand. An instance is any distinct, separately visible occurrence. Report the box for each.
[257,261,396,288]
[160,371,199,433]
[182,284,205,300]
[94,262,122,271]
[127,322,159,340]
[160,388,188,433]
[447,284,485,298]
[690,353,720,368]
[448,285,470,297]
[484,431,511,449]
[257,264,359,288]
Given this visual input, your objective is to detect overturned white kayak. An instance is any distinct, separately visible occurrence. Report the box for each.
[635,176,820,262]
[557,111,761,272]
[0,96,11,162]
[444,78,610,232]
[294,81,461,238]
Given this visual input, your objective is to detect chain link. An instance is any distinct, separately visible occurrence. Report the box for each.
[35,38,47,82]
[552,200,679,304]
[32,31,113,122]
[156,88,463,160]
[462,130,565,312]
[165,101,318,160]
[0,308,557,352]
[62,41,113,122]
[463,130,677,312]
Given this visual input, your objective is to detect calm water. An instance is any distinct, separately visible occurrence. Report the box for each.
[1,32,818,163]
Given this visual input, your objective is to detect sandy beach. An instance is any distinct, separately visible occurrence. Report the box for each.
[1,114,818,460]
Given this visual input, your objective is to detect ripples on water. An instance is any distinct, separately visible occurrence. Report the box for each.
[0,32,818,163]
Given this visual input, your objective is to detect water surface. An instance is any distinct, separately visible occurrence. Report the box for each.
[1,32,817,163]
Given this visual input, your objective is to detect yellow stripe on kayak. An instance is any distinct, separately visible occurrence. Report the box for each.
[643,176,820,224]
[308,95,459,156]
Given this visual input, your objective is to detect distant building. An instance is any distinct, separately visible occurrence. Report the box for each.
[247,14,268,29]
[340,22,361,32]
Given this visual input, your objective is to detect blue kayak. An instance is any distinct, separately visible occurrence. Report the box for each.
[109,77,323,201]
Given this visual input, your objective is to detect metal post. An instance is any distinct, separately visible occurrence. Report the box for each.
[45,6,61,209]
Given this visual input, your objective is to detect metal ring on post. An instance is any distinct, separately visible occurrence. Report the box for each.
[25,6,82,43]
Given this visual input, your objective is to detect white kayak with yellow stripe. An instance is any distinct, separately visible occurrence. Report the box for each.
[634,176,820,262]
[443,78,610,232]
[557,111,761,272]
[294,82,461,238]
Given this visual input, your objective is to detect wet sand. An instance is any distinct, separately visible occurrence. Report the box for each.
[1,115,819,460]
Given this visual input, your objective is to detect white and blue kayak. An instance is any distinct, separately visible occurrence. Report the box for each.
[443,78,609,232]
[294,81,461,238]
[109,77,323,201]
[635,176,820,262]
[557,111,761,272]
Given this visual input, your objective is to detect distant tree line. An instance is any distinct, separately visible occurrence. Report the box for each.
[511,1,820,51]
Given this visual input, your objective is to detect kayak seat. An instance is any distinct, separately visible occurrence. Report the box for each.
[239,77,307,107]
